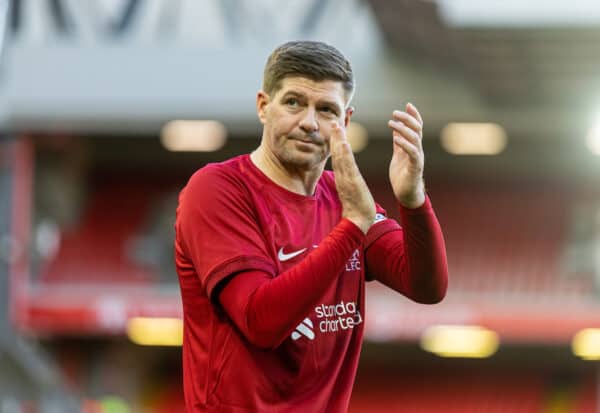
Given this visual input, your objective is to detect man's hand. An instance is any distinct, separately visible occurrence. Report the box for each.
[388,103,426,209]
[330,121,375,234]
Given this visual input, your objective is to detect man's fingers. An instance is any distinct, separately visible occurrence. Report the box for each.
[406,102,423,125]
[392,111,422,135]
[330,121,356,173]
[330,121,345,156]
[388,120,422,147]
[388,103,425,163]
[330,121,347,156]
[393,134,420,160]
[330,121,376,233]
[329,121,346,144]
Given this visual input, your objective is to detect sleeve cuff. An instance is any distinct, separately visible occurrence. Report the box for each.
[398,194,433,217]
[365,218,401,249]
[337,218,367,244]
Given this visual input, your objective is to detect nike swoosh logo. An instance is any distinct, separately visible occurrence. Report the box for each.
[278,247,307,262]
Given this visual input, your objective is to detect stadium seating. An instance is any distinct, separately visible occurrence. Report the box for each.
[38,178,175,284]
[38,177,597,300]
[407,182,594,300]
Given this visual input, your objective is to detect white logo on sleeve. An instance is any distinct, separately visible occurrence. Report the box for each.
[374,213,387,223]
[278,247,307,262]
[291,318,315,340]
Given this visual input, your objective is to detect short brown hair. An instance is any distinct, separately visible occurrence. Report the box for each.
[262,41,355,103]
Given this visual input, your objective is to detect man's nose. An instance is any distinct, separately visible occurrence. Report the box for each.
[299,108,319,133]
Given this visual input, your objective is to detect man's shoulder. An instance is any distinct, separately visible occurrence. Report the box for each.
[193,154,247,178]
[187,154,250,188]
[176,155,258,225]
[178,155,254,207]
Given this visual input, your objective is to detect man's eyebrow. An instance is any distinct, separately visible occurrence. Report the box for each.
[281,90,305,98]
[318,99,344,112]
[281,90,344,111]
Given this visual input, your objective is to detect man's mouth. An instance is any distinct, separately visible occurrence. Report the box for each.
[291,136,322,145]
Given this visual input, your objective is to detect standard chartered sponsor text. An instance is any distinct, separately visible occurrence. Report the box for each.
[314,300,362,333]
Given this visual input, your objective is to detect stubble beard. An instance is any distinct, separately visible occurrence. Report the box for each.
[279,138,328,172]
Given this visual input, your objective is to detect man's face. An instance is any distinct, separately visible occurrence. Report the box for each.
[257,76,352,171]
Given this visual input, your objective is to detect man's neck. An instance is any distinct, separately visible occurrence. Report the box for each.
[250,146,324,197]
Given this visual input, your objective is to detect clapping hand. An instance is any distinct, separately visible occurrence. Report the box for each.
[387,103,426,209]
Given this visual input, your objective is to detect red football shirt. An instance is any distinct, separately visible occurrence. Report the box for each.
[175,154,440,412]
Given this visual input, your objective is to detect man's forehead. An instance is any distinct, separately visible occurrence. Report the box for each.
[277,77,346,102]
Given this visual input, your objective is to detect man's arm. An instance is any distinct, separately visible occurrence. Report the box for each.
[366,103,448,303]
[217,219,363,349]
[365,197,448,304]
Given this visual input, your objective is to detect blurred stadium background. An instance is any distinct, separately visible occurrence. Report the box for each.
[1,0,600,412]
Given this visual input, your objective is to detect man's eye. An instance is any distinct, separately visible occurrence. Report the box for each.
[320,107,336,115]
[286,99,299,107]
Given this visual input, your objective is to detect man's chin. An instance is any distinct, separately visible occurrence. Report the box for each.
[282,151,326,170]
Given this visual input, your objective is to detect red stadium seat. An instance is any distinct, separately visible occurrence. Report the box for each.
[38,180,167,284]
[369,180,597,301]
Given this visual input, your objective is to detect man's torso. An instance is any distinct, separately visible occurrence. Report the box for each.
[175,155,366,412]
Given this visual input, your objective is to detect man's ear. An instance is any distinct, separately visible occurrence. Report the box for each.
[344,106,354,128]
[257,90,270,125]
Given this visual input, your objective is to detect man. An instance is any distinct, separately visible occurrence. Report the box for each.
[175,40,448,412]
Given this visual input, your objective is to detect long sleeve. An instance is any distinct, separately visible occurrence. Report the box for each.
[217,219,365,349]
[365,196,448,304]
